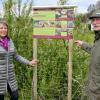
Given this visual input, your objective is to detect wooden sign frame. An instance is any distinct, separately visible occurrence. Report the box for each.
[33,5,76,100]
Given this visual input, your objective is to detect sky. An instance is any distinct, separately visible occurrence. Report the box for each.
[0,0,99,14]
[34,0,99,13]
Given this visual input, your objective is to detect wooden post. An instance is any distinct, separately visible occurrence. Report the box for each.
[32,38,38,100]
[67,38,73,100]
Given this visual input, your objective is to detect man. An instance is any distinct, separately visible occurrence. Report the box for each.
[75,10,100,100]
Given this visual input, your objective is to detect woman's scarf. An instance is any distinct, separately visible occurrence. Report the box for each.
[0,37,9,51]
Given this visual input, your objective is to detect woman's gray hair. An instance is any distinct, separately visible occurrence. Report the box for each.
[0,18,8,27]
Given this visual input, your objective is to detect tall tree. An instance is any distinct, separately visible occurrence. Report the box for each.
[87,4,95,13]
[96,0,100,9]
[57,0,67,5]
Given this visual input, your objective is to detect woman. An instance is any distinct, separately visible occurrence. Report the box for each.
[0,20,37,100]
[75,10,100,100]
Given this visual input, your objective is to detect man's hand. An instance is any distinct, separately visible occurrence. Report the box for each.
[74,40,84,47]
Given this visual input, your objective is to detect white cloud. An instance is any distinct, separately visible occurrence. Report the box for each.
[34,0,58,6]
[67,0,98,13]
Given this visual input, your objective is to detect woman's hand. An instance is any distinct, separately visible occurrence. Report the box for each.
[74,40,83,47]
[29,59,38,66]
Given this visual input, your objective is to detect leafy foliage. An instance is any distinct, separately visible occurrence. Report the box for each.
[2,0,94,100]
[57,0,67,5]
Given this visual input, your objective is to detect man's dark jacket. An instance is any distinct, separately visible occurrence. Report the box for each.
[82,36,100,100]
